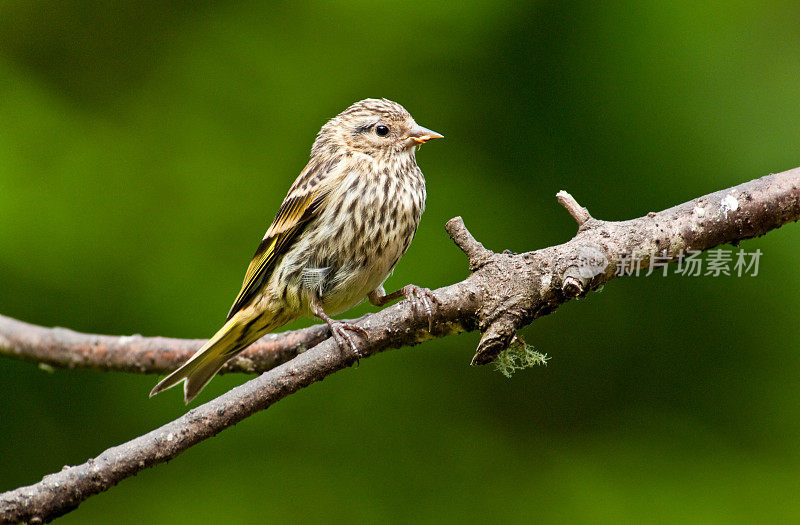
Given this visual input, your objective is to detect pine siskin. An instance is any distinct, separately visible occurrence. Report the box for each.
[150,98,443,403]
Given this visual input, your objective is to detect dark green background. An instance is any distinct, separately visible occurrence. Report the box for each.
[2,1,799,522]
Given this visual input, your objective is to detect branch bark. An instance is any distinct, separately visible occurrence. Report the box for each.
[1,167,799,523]
[0,315,331,375]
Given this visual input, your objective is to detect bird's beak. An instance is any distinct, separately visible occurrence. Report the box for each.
[406,124,444,145]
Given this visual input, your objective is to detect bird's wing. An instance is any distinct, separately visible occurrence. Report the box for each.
[226,172,332,320]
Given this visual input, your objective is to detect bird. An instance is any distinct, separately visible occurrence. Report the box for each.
[150,98,443,403]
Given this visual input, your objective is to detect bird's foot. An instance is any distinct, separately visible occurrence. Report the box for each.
[311,295,368,365]
[327,320,368,365]
[400,284,440,332]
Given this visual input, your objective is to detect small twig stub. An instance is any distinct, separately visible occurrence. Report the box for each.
[556,190,592,225]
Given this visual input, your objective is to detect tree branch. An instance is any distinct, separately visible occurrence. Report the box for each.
[0,315,331,375]
[2,167,799,523]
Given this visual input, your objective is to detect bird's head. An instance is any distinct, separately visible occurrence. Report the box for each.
[312,98,442,159]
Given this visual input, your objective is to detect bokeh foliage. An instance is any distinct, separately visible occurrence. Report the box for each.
[2,1,800,522]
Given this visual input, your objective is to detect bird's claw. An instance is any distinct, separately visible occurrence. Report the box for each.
[402,284,440,332]
[329,321,368,365]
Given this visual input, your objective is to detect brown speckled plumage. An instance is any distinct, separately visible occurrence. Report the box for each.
[151,98,442,403]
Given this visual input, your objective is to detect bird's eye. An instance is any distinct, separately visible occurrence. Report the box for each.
[375,125,389,137]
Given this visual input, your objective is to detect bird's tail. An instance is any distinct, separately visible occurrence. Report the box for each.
[150,310,270,404]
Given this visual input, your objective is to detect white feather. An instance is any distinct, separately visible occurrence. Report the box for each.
[301,266,331,292]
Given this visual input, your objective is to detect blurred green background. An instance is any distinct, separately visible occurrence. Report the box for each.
[2,1,800,522]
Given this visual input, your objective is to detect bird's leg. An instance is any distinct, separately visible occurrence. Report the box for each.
[368,284,440,332]
[310,294,368,363]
